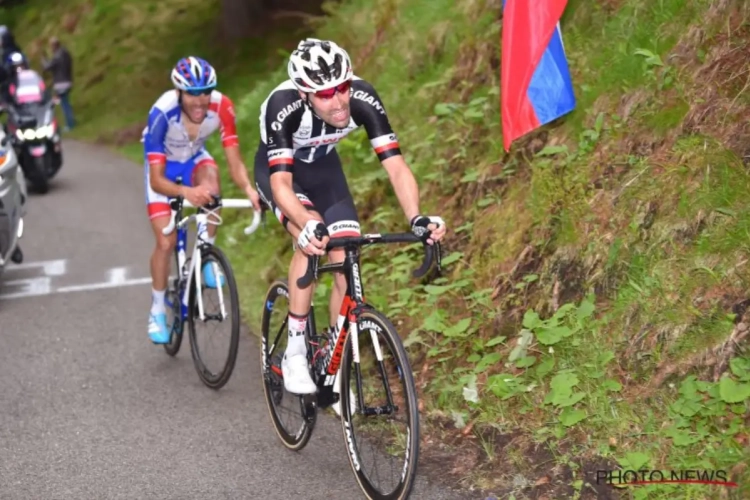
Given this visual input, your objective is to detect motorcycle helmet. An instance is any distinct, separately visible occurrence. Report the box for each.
[9,52,26,71]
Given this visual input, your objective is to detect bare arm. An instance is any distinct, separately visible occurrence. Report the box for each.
[270,171,317,230]
[224,144,261,210]
[381,155,420,222]
[224,145,252,190]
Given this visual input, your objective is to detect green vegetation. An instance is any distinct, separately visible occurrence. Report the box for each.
[6,0,750,497]
[2,0,310,142]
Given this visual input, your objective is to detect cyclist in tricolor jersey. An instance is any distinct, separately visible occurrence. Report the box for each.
[142,56,261,344]
[254,38,446,396]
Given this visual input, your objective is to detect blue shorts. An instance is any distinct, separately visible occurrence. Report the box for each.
[144,149,216,219]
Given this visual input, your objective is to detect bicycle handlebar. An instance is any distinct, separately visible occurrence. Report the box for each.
[296,232,441,288]
[161,195,262,236]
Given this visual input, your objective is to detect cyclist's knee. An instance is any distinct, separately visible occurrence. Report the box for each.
[193,164,220,194]
[200,179,220,196]
[333,271,347,295]
[328,247,344,263]
[327,249,346,293]
[155,233,176,253]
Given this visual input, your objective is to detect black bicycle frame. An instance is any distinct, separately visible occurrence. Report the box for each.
[300,233,440,413]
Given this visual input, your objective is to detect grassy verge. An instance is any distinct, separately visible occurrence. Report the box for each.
[7,0,750,497]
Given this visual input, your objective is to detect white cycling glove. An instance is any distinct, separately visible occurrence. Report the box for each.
[297,220,328,250]
[410,215,445,242]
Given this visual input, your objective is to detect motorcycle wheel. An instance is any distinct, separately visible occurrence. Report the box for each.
[49,149,62,179]
[31,155,49,194]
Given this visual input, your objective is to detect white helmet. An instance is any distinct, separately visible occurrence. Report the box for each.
[287,38,353,93]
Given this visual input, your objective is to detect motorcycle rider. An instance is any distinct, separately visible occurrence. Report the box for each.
[0,26,25,107]
[0,26,24,61]
[7,52,47,107]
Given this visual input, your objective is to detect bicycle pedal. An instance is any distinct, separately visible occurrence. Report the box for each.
[301,394,317,423]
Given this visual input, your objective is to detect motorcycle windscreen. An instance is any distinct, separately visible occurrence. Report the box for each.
[16,102,51,132]
[14,84,44,105]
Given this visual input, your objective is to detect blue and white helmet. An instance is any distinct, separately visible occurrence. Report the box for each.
[170,56,217,91]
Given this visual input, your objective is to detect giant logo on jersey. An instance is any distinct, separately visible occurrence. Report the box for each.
[271,99,304,131]
[352,90,385,115]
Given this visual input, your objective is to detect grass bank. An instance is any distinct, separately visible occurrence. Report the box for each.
[7,0,750,498]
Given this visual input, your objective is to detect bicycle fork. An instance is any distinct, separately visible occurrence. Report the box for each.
[317,257,395,415]
[177,213,227,322]
[176,225,190,321]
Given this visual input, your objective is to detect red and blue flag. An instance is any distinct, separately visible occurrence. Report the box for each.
[501,0,576,151]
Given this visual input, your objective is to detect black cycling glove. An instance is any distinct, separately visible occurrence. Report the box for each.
[410,215,445,242]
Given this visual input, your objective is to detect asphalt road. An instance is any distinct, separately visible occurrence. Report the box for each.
[0,141,473,500]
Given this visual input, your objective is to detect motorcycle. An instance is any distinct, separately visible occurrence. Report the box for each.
[4,91,63,194]
[0,124,27,278]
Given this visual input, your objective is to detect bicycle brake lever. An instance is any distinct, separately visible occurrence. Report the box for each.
[434,241,443,273]
[297,254,319,288]
[412,241,434,279]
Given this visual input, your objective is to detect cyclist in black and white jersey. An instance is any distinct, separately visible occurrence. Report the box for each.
[254,38,446,396]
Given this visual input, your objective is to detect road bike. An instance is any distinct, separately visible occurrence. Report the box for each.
[161,178,261,390]
[260,227,441,500]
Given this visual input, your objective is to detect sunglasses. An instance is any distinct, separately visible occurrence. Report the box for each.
[314,80,351,99]
[184,87,214,96]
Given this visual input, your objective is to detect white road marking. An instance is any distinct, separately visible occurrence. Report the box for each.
[0,277,52,300]
[107,267,128,284]
[7,259,67,276]
[0,264,164,300]
[55,277,152,294]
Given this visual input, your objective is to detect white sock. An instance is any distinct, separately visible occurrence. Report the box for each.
[206,235,216,245]
[286,313,308,358]
[151,288,166,315]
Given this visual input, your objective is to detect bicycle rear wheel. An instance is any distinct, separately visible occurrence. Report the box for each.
[339,308,420,500]
[260,279,316,451]
[187,245,240,390]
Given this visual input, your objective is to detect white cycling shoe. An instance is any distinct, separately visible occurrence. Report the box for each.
[281,353,317,395]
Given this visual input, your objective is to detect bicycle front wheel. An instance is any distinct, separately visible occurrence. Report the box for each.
[163,253,184,357]
[339,308,420,500]
[187,245,241,390]
[260,279,316,451]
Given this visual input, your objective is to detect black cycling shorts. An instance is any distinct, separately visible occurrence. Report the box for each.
[253,140,361,238]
